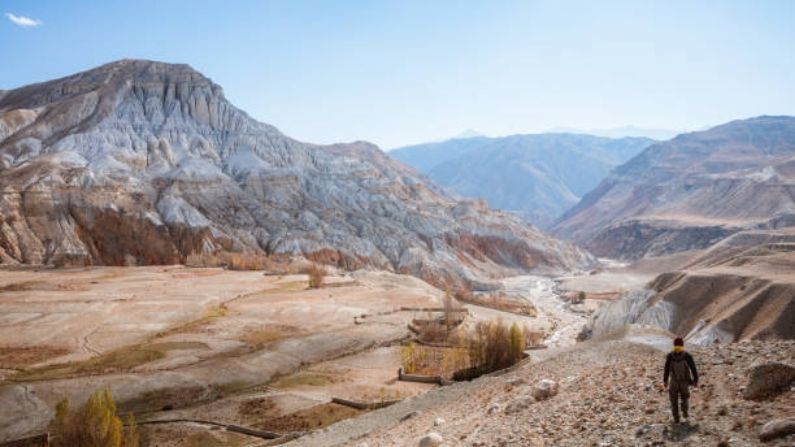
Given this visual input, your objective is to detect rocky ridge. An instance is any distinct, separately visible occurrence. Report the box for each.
[0,59,594,287]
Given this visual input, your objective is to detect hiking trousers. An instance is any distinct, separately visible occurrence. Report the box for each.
[668,380,690,422]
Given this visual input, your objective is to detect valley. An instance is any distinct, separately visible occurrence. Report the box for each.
[0,50,793,447]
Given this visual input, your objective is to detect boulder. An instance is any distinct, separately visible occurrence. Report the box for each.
[759,418,795,442]
[532,379,559,401]
[418,432,444,447]
[743,362,795,400]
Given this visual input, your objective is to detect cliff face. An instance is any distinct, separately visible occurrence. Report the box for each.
[552,116,795,260]
[0,60,594,286]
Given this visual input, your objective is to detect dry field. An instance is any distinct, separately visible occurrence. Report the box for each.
[0,266,445,443]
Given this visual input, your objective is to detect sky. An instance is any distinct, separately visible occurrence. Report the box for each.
[1,1,794,149]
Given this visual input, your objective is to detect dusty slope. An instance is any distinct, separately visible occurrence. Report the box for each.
[552,116,795,260]
[0,59,593,288]
[288,339,795,447]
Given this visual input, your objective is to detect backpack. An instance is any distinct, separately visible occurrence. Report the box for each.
[670,353,691,383]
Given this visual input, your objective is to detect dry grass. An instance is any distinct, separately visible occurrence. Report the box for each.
[240,324,300,348]
[306,263,327,289]
[456,291,537,316]
[0,280,46,293]
[185,252,285,271]
[272,371,341,388]
[253,402,362,432]
[269,280,311,294]
[0,345,70,369]
[14,341,209,381]
[156,305,230,338]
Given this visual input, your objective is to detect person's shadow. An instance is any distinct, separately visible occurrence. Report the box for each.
[663,422,699,441]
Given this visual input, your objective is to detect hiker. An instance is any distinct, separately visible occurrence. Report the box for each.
[663,337,699,424]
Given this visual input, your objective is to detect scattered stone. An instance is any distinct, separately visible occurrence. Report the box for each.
[487,403,502,414]
[532,379,559,401]
[743,362,795,400]
[759,418,795,442]
[635,424,651,437]
[433,417,445,427]
[418,432,444,447]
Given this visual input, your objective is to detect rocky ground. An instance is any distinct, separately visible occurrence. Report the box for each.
[289,338,794,446]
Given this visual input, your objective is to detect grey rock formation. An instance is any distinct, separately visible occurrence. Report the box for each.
[0,60,594,287]
[391,134,653,228]
[553,116,795,260]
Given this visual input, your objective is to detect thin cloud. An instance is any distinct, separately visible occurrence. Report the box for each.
[5,12,42,27]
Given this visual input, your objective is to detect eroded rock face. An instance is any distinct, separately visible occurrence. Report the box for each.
[0,59,594,286]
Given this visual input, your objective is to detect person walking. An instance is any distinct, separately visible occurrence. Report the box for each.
[663,337,698,424]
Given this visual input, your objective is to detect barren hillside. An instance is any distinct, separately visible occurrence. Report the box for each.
[0,60,594,288]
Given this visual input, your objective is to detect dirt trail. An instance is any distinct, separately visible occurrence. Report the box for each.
[288,338,795,446]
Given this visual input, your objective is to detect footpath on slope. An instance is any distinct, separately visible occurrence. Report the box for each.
[284,338,795,447]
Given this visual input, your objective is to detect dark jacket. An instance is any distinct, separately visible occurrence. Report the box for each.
[664,351,698,385]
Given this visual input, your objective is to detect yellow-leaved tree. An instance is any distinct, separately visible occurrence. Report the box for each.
[50,388,138,447]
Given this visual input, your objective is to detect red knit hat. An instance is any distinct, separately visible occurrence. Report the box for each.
[673,337,684,346]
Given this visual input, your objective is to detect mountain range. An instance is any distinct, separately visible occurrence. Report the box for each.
[552,116,795,260]
[391,134,654,227]
[0,59,594,288]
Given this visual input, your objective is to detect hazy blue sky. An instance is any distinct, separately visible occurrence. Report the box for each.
[2,0,794,148]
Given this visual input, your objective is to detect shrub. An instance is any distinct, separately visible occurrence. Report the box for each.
[50,389,139,447]
[185,251,281,271]
[307,263,327,288]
